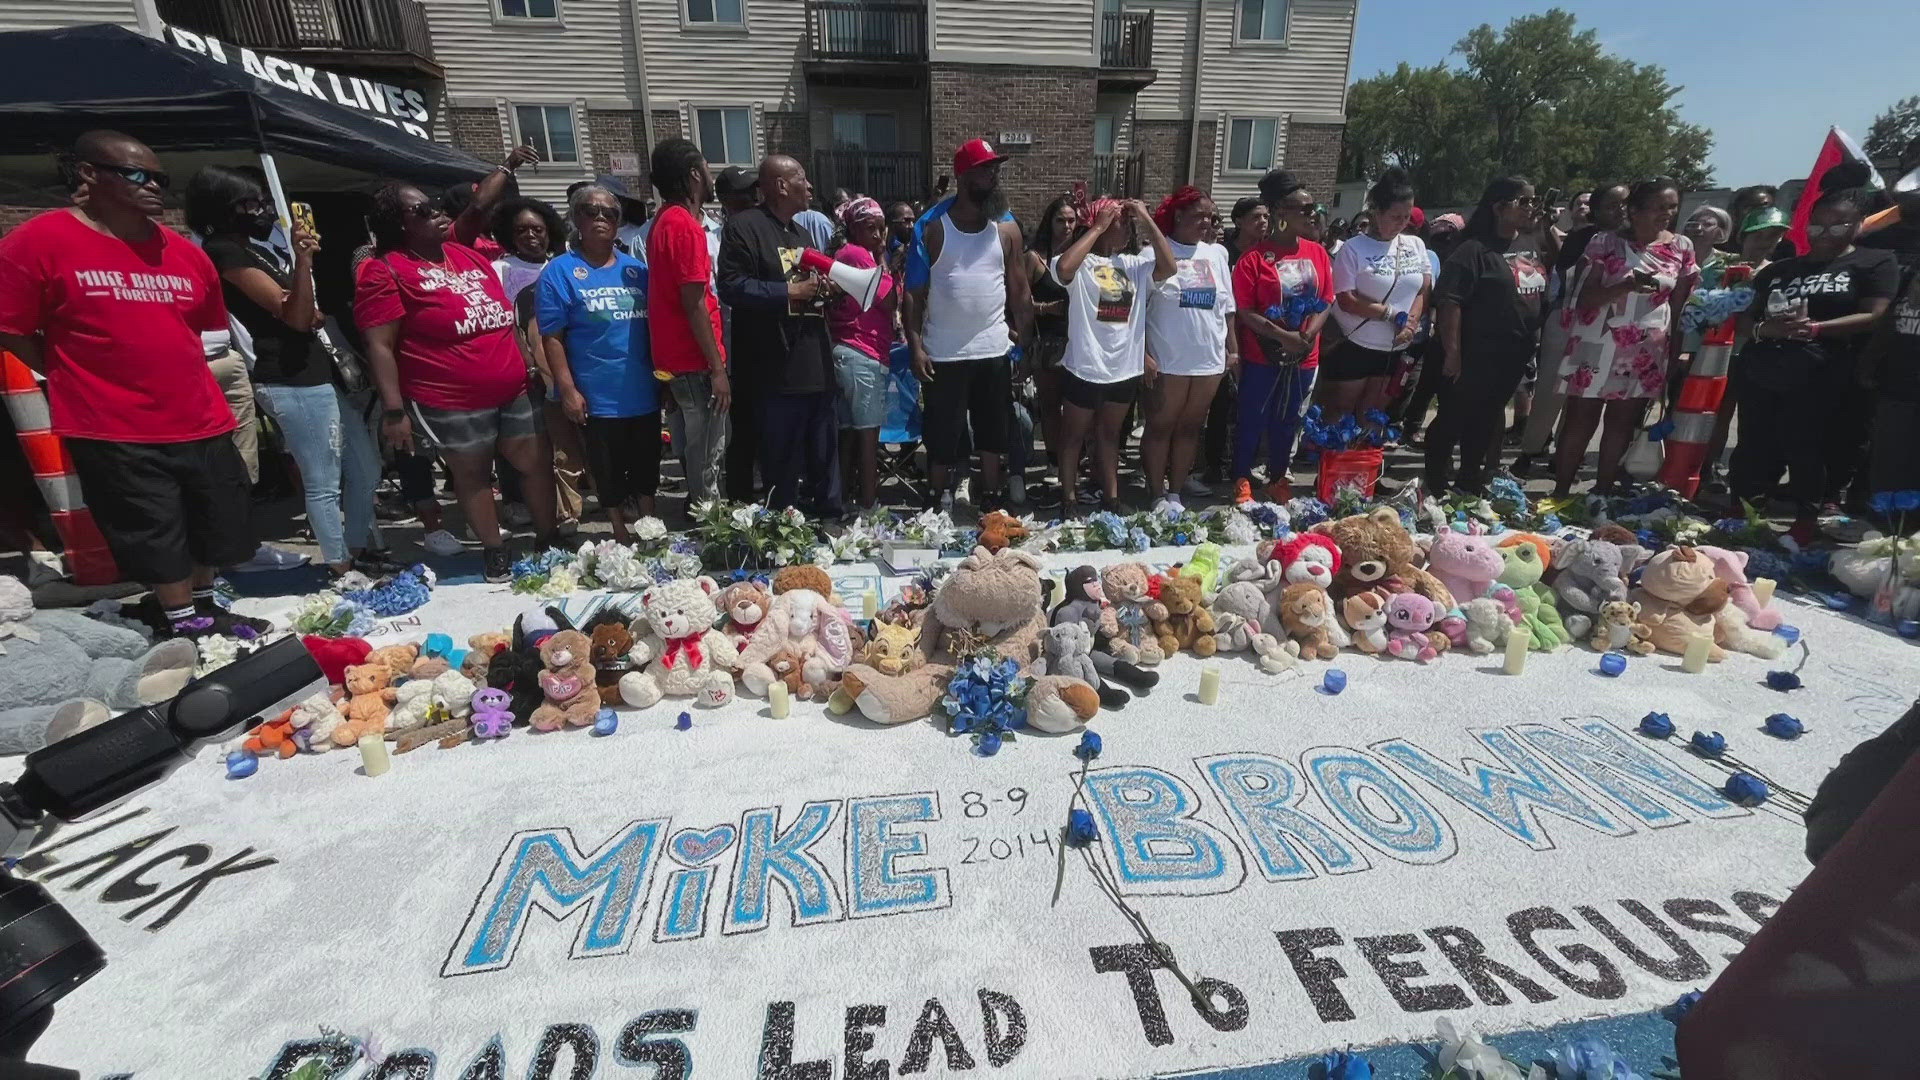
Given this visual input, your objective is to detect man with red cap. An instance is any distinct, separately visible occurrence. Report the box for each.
[903,138,1031,511]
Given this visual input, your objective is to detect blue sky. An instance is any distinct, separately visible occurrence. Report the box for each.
[1349,0,1917,190]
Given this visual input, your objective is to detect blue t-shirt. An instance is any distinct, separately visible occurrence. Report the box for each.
[535,249,656,417]
[794,209,836,251]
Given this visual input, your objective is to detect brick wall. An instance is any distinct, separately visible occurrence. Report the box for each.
[651,110,685,145]
[446,105,504,161]
[1195,121,1218,195]
[2,204,189,239]
[1285,119,1344,203]
[762,111,811,163]
[930,62,1098,225]
[587,109,648,189]
[1133,119,1191,199]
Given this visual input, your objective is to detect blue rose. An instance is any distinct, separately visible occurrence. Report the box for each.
[1898,490,1920,512]
[1551,1037,1643,1080]
[1765,670,1802,692]
[1067,808,1099,846]
[1690,731,1727,758]
[1317,1050,1373,1080]
[1724,772,1769,807]
[1636,529,1660,548]
[1764,713,1804,739]
[1872,491,1896,514]
[976,731,1003,757]
[1075,731,1103,761]
[1664,989,1705,1024]
[1638,712,1674,738]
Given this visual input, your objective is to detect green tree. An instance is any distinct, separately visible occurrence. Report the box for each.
[1864,95,1920,167]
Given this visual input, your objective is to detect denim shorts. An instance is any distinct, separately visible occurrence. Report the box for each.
[833,343,889,430]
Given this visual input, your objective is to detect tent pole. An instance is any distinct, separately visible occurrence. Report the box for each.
[259,151,292,228]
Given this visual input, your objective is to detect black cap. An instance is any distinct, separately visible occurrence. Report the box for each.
[715,166,756,196]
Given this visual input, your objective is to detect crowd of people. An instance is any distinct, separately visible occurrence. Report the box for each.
[1,126,1916,637]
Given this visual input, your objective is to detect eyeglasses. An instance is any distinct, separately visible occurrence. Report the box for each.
[576,205,621,222]
[89,162,170,190]
[1509,195,1539,208]
[1805,223,1855,239]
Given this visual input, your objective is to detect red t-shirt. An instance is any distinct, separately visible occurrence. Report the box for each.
[646,205,725,375]
[354,242,528,411]
[0,210,234,443]
[1232,238,1334,371]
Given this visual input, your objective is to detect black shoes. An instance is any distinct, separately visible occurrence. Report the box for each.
[484,546,515,584]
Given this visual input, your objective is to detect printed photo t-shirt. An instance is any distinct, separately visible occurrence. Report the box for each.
[1331,232,1432,350]
[1145,240,1237,376]
[534,249,656,418]
[0,209,234,443]
[1232,238,1335,370]
[1435,232,1547,359]
[1054,250,1158,384]
[354,241,528,411]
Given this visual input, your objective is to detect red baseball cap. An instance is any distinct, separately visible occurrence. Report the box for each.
[952,138,1008,176]
[1408,206,1427,231]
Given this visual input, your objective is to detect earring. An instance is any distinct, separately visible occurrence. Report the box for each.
[1276,218,1289,233]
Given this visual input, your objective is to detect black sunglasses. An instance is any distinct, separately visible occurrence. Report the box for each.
[89,161,170,190]
[401,201,442,220]
[575,205,621,221]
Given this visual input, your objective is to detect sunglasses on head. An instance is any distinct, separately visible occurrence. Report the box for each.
[90,161,169,190]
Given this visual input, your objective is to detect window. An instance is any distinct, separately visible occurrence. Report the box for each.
[1237,0,1287,41]
[831,111,897,151]
[1093,115,1117,155]
[514,104,578,164]
[696,107,754,165]
[497,0,557,19]
[1226,116,1276,172]
[686,0,744,25]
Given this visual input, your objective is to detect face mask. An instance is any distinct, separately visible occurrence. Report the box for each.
[246,206,278,241]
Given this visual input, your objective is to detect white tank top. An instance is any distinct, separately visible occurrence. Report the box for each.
[923,215,1012,361]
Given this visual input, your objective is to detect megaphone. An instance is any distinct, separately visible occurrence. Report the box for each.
[797,247,884,311]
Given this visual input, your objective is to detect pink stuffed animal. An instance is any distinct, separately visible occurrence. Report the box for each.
[1696,546,1782,631]
[1426,528,1506,607]
[1385,593,1441,663]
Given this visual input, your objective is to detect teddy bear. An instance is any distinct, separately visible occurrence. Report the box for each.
[1385,593,1442,662]
[1425,529,1507,609]
[1032,622,1117,701]
[1314,506,1455,613]
[737,584,856,698]
[585,613,637,706]
[1100,563,1169,666]
[1632,546,1784,661]
[243,713,301,760]
[461,632,512,683]
[840,546,1100,731]
[765,646,813,699]
[1275,533,1343,591]
[530,630,600,730]
[1342,591,1391,655]
[977,510,1029,553]
[715,580,774,650]
[288,691,346,752]
[1278,583,1341,661]
[366,643,420,681]
[1461,596,1514,654]
[333,662,398,746]
[1696,545,1783,632]
[390,668,478,737]
[1497,542,1571,650]
[772,565,838,603]
[470,686,515,739]
[1153,573,1218,658]
[1052,565,1160,698]
[1590,600,1655,655]
[1589,524,1653,582]
[1552,538,1630,641]
[623,577,744,709]
[861,621,923,676]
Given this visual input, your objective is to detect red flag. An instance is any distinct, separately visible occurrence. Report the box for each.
[1787,127,1877,254]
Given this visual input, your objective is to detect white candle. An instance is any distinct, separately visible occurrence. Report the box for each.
[769,681,792,719]
[1681,635,1712,674]
[358,733,390,777]
[1198,665,1221,706]
[862,591,878,620]
[1503,632,1528,675]
[1750,577,1776,607]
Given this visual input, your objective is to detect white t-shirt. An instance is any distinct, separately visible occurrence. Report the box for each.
[1145,240,1237,376]
[1331,232,1431,350]
[1053,250,1157,384]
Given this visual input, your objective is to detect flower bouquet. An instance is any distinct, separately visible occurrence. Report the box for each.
[940,656,1029,756]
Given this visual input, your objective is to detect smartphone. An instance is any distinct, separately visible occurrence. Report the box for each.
[1542,187,1562,210]
[290,201,317,237]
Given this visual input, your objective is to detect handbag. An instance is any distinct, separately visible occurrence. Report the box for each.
[316,316,371,395]
[1622,402,1666,481]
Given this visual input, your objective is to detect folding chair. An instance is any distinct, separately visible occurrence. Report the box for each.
[876,343,926,505]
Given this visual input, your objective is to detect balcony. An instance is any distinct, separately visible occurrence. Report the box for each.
[1091,150,1144,199]
[156,0,440,77]
[804,0,927,87]
[1098,10,1156,92]
[813,149,929,207]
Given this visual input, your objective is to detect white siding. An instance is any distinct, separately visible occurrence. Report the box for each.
[424,0,638,101]
[1198,0,1351,117]
[635,0,802,106]
[0,0,141,33]
[932,0,1096,65]
[1127,0,1194,114]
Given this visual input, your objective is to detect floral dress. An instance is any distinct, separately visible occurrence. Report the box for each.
[1558,230,1700,400]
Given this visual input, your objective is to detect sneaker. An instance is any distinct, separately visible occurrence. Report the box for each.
[194,598,274,638]
[1008,476,1027,506]
[1265,480,1291,503]
[501,502,534,529]
[1076,485,1102,507]
[555,519,579,538]
[25,550,66,587]
[1510,453,1537,479]
[1032,484,1064,510]
[230,543,309,573]
[483,546,515,584]
[164,614,223,641]
[353,549,409,576]
[421,529,465,557]
[1233,478,1255,506]
[1181,475,1212,498]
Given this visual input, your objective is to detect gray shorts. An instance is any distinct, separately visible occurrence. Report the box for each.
[409,391,543,456]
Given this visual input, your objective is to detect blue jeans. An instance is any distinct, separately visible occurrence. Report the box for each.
[1232,362,1317,482]
[257,383,382,565]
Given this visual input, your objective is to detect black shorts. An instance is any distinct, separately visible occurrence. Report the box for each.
[67,434,257,584]
[1060,370,1141,410]
[922,355,1012,464]
[582,412,662,506]
[1321,339,1400,382]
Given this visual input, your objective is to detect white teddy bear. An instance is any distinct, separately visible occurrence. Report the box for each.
[621,577,741,709]
[289,691,346,753]
[388,669,477,737]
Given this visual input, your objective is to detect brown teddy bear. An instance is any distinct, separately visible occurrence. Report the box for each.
[1279,583,1341,661]
[1099,562,1168,665]
[715,579,773,651]
[530,629,600,731]
[366,643,420,680]
[461,632,512,682]
[586,614,636,706]
[765,646,813,699]
[1313,506,1455,614]
[1152,573,1217,658]
[977,510,1029,553]
[332,662,398,747]
[773,565,836,599]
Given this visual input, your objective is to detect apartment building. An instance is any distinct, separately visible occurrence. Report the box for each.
[3,0,1355,218]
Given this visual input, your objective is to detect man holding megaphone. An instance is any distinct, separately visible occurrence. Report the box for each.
[717,154,845,517]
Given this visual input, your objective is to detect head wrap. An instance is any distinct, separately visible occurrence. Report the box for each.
[1430,212,1466,234]
[1152,185,1208,234]
[838,195,883,230]
[1085,196,1125,233]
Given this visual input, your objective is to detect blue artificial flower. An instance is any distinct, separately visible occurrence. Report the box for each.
[1317,1049,1373,1080]
[1689,731,1727,758]
[1765,670,1802,692]
[1541,513,1564,534]
[1898,490,1920,512]
[1126,527,1151,553]
[1870,491,1894,514]
[1635,529,1660,548]
[1075,730,1103,761]
[1724,772,1769,807]
[976,731,1003,756]
[1638,712,1674,739]
[1763,713,1804,739]
[1663,989,1705,1024]
[1173,532,1189,546]
[1248,504,1282,532]
[1551,1037,1644,1080]
[1066,808,1099,846]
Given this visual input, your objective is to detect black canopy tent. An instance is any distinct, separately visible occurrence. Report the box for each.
[0,23,491,203]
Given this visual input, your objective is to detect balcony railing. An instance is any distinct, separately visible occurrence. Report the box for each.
[156,0,435,64]
[1091,150,1145,199]
[806,0,927,63]
[813,149,929,206]
[1100,10,1153,69]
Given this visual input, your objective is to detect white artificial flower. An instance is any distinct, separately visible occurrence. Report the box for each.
[543,567,580,597]
[1190,524,1210,545]
[775,547,794,566]
[811,545,836,568]
[1223,515,1259,546]
[195,634,241,675]
[785,506,806,524]
[730,507,754,529]
[634,517,667,541]
[1435,1018,1536,1080]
